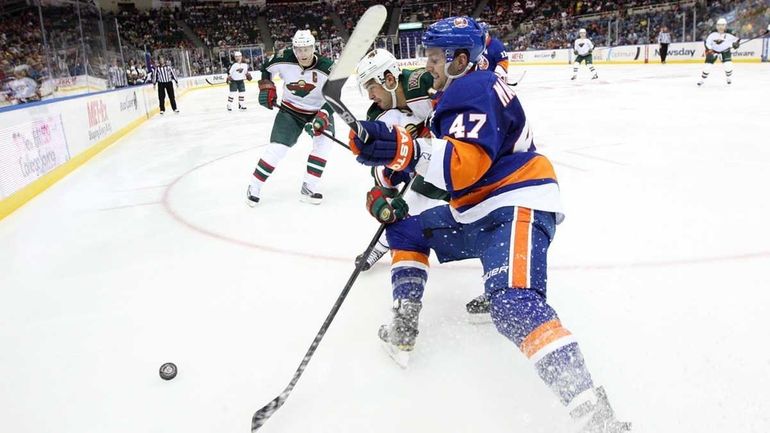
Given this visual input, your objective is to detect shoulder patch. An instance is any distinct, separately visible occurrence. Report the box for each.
[408,69,426,91]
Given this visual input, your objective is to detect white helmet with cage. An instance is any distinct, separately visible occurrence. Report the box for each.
[355,49,401,106]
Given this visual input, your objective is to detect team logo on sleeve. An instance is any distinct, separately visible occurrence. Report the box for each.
[286,80,317,98]
[477,55,490,70]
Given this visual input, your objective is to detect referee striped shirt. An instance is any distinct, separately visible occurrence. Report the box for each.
[153,65,177,84]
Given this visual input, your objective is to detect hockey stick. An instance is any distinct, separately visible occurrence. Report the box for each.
[204,78,226,86]
[250,6,388,432]
[250,183,405,431]
[737,29,769,48]
[321,5,387,144]
[276,104,350,150]
[508,69,527,87]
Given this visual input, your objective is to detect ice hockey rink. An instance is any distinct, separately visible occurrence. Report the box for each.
[2,63,770,433]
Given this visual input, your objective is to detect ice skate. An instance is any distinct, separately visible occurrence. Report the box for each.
[697,80,705,87]
[379,299,422,368]
[571,74,577,80]
[591,74,598,80]
[355,242,389,271]
[570,387,631,433]
[239,105,247,110]
[246,185,260,207]
[300,182,323,205]
[466,293,492,324]
[727,78,732,85]
[227,105,232,111]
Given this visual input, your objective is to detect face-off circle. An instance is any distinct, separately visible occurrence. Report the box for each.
[159,362,177,380]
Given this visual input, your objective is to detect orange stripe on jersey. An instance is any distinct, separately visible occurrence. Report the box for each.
[450,155,557,209]
[520,319,573,359]
[497,60,510,71]
[511,207,532,288]
[446,137,493,191]
[392,250,430,266]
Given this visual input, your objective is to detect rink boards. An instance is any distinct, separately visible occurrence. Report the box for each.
[508,38,769,65]
[0,74,224,220]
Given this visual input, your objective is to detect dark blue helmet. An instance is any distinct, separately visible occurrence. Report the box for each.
[422,16,486,64]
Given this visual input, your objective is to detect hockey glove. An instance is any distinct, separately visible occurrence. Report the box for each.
[246,72,253,81]
[258,79,277,109]
[732,39,741,49]
[227,76,232,83]
[573,50,578,55]
[349,121,419,172]
[366,186,409,224]
[304,111,331,137]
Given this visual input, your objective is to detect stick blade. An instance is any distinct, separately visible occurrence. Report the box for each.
[327,5,388,81]
[251,393,287,432]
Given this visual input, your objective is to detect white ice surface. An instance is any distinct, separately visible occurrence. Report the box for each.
[1,64,770,433]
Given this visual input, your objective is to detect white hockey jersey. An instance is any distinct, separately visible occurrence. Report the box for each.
[705,31,739,53]
[574,38,595,56]
[261,49,334,114]
[228,62,250,81]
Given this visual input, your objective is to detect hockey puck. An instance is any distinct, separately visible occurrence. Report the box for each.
[159,362,177,380]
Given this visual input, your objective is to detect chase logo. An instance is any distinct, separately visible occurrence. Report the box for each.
[453,17,469,28]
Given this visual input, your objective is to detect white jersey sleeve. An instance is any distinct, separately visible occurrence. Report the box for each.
[705,32,739,53]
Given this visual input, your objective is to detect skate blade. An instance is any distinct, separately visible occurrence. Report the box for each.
[381,340,410,369]
[299,196,322,205]
[467,313,493,325]
[246,199,259,208]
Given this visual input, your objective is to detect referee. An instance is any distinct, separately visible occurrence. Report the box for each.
[657,26,672,64]
[153,57,179,114]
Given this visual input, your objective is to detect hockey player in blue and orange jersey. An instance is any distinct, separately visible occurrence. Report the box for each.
[347,16,630,433]
[478,22,509,80]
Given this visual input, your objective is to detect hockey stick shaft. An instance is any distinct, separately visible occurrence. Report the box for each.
[251,183,407,431]
[276,104,350,150]
[738,30,769,48]
[508,69,527,87]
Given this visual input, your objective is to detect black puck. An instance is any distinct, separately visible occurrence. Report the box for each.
[159,362,177,380]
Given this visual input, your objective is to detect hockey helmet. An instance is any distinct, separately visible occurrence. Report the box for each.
[422,16,485,64]
[292,30,316,48]
[233,51,242,58]
[716,18,727,31]
[356,49,401,107]
[579,28,587,36]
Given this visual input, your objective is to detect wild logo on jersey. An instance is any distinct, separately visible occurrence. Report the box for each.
[578,42,585,48]
[715,38,725,44]
[286,80,317,98]
[235,67,245,73]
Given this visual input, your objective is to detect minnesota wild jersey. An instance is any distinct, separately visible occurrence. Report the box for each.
[705,31,739,53]
[367,68,448,208]
[261,49,334,114]
[366,68,434,124]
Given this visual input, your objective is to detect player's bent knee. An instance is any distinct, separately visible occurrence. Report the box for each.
[489,287,557,347]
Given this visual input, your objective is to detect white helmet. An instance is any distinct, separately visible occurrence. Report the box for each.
[233,51,242,58]
[292,30,316,48]
[716,18,727,32]
[579,28,587,36]
[356,49,401,108]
